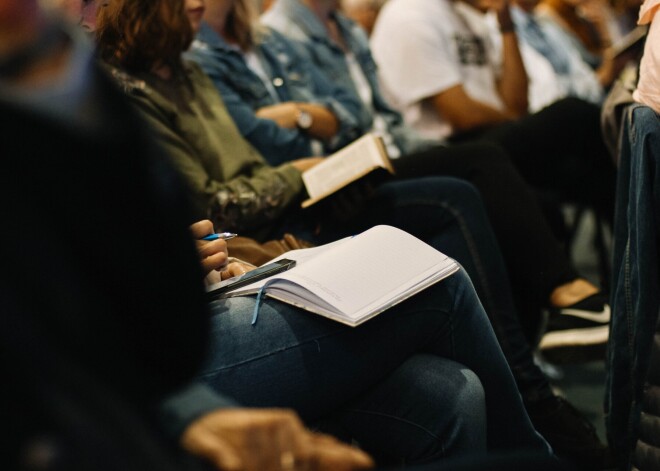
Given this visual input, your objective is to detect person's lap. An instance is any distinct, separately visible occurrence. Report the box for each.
[275,176,553,409]
[198,269,549,459]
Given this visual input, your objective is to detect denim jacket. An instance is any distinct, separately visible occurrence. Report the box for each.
[607,104,660,470]
[262,0,435,154]
[186,23,364,166]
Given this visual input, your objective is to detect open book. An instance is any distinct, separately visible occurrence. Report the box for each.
[301,133,395,208]
[222,225,459,327]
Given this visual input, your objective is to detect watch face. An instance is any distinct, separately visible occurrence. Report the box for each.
[297,110,313,130]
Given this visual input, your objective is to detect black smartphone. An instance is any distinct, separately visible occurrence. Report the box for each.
[206,258,296,300]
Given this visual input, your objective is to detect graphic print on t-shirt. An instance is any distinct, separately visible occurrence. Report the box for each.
[454,34,488,66]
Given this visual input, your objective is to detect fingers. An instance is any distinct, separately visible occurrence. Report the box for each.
[181,409,374,471]
[190,220,230,274]
[181,424,244,471]
[189,219,215,239]
[220,262,253,280]
[307,434,374,471]
[198,239,229,274]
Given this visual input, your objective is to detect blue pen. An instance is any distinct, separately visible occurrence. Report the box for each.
[201,232,238,241]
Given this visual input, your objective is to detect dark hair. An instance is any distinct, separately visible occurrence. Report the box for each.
[96,0,193,74]
[225,0,259,51]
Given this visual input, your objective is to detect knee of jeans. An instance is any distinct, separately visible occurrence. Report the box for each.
[455,367,486,424]
[402,355,487,457]
[431,177,486,213]
[444,265,477,299]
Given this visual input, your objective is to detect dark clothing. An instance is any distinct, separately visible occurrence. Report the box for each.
[607,105,660,470]
[450,97,617,223]
[0,65,211,471]
[392,142,579,316]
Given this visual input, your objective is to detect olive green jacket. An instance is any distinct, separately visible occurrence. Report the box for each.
[109,62,304,235]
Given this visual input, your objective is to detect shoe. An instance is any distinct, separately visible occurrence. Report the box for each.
[527,396,615,470]
[540,293,610,364]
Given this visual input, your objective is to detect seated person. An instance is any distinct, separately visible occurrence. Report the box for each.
[607,5,660,467]
[88,0,606,467]
[0,2,371,470]
[517,0,641,108]
[187,218,550,466]
[498,0,613,110]
[536,0,625,67]
[367,0,615,205]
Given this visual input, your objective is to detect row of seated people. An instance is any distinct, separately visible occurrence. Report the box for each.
[103,0,614,466]
[181,0,616,466]
[38,0,632,466]
[4,1,557,471]
[185,0,616,359]
[6,0,655,468]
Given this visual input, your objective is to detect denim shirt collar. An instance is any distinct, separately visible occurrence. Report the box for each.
[195,21,236,54]
[273,0,343,51]
[332,13,365,55]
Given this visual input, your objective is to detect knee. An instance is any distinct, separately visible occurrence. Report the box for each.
[424,176,485,211]
[394,355,487,461]
[382,176,486,215]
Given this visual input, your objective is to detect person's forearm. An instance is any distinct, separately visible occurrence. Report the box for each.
[496,7,528,116]
[430,84,516,132]
[497,34,528,115]
[297,103,339,139]
[455,101,516,130]
[255,102,339,140]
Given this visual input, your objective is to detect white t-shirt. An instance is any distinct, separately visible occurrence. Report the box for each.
[344,51,401,158]
[370,0,505,140]
[633,0,660,114]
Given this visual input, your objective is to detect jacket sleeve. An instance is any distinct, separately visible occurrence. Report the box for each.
[276,31,365,152]
[159,382,240,439]
[128,92,305,233]
[188,47,315,165]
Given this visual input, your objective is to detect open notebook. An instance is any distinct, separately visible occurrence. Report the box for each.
[222,225,459,327]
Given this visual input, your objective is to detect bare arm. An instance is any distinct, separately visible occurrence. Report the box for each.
[490,0,528,116]
[255,102,339,140]
[429,84,516,132]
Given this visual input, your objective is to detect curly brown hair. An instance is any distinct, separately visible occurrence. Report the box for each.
[96,0,193,74]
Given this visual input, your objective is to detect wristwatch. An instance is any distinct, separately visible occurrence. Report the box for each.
[296,108,313,130]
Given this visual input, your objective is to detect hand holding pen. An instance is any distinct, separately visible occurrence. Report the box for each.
[200,232,237,241]
[190,220,232,278]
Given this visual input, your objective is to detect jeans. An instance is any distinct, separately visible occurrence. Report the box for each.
[199,269,550,465]
[392,142,579,327]
[606,105,660,468]
[275,177,554,405]
[323,177,554,404]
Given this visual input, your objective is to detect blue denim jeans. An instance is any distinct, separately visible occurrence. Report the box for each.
[199,268,550,465]
[313,177,553,404]
[606,105,660,468]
